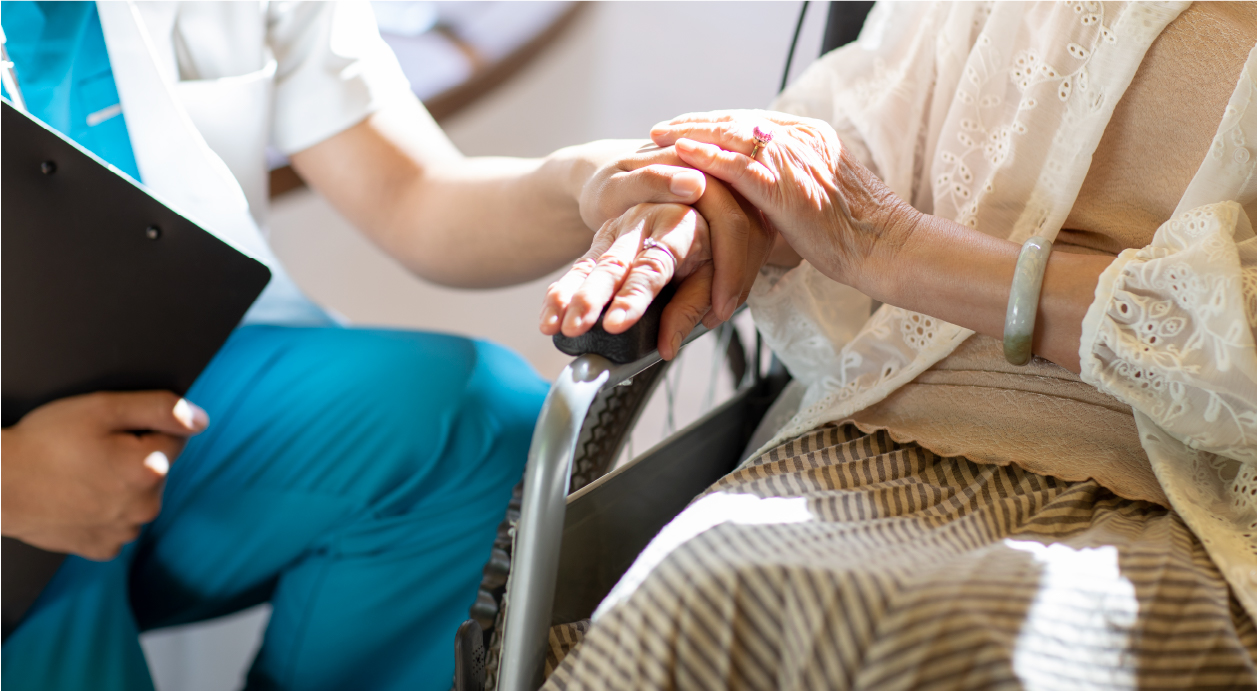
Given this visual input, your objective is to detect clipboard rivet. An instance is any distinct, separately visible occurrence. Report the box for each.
[40,160,56,175]
[145,225,161,240]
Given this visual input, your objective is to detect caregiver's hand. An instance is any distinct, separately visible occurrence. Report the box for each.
[540,178,772,360]
[574,143,769,322]
[575,141,706,230]
[0,392,209,560]
[651,110,921,294]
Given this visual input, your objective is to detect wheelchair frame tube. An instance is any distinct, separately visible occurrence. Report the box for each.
[497,326,710,691]
[498,354,614,691]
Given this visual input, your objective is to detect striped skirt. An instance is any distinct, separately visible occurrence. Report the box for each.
[543,424,1257,690]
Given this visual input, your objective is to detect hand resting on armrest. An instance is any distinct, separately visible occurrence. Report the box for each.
[539,168,775,360]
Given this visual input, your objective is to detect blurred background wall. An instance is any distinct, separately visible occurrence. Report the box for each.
[141,2,832,689]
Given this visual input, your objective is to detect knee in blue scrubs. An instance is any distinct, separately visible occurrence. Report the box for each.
[3,326,548,691]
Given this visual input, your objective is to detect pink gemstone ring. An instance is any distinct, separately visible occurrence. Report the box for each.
[750,124,774,160]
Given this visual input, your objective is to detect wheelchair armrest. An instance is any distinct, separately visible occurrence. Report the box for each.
[500,286,728,691]
[551,283,678,364]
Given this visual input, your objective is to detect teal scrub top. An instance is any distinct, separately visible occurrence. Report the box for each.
[2,1,142,180]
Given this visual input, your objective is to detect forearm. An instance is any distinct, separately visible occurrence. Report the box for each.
[855,213,1112,374]
[292,99,604,288]
[370,151,594,288]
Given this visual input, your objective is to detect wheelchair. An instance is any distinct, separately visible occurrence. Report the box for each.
[453,4,876,689]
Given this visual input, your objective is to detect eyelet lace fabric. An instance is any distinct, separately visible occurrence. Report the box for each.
[747,1,1257,618]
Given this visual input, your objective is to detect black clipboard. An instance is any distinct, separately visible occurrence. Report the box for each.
[1,100,272,638]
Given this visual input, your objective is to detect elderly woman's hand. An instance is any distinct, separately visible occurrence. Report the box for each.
[573,142,777,324]
[653,110,1122,375]
[650,110,923,294]
[539,177,773,360]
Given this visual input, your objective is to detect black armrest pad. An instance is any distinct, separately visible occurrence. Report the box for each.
[552,283,677,364]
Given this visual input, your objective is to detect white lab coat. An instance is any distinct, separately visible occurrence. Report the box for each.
[96,1,412,325]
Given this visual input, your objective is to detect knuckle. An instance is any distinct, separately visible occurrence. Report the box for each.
[627,202,655,218]
[567,292,597,314]
[88,531,127,561]
[712,148,740,167]
[620,273,662,300]
[633,254,673,278]
[593,219,619,241]
[619,284,655,305]
[570,257,599,275]
[594,254,631,273]
[132,494,163,524]
[117,525,141,547]
[547,277,576,298]
[639,164,670,183]
[675,299,708,322]
[722,212,750,239]
[84,545,115,562]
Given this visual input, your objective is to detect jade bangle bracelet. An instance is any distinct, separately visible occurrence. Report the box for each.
[1003,236,1053,366]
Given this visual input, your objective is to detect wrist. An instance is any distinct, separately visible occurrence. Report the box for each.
[810,145,925,299]
[543,143,598,208]
[849,200,926,304]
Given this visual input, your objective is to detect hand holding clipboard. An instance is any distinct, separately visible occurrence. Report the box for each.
[1,99,270,638]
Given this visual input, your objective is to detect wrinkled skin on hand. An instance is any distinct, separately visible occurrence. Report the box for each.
[542,108,923,361]
[651,109,922,292]
[541,173,774,360]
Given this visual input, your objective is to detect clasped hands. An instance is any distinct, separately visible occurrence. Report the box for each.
[540,109,922,359]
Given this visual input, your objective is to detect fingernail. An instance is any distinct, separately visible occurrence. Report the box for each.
[540,305,558,328]
[144,451,170,476]
[670,171,703,197]
[722,296,738,319]
[675,139,697,154]
[173,398,209,431]
[669,333,683,358]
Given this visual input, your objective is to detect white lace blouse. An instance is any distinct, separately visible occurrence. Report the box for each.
[748,1,1257,619]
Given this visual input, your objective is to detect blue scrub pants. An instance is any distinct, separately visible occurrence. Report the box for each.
[1,325,548,690]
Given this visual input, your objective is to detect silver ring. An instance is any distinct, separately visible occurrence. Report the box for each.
[640,237,677,268]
